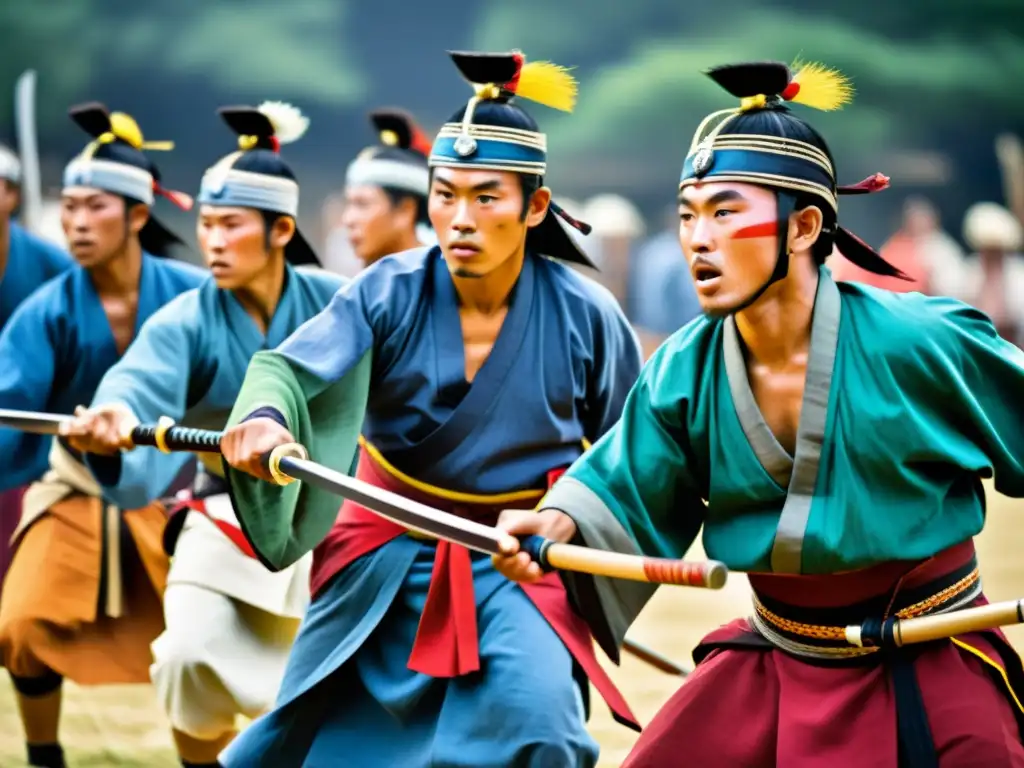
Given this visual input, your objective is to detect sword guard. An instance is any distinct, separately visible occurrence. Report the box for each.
[263,442,309,486]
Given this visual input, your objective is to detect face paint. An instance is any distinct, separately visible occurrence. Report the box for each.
[731,221,777,240]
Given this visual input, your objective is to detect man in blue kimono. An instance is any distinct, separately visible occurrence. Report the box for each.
[216,50,643,767]
[62,101,344,768]
[0,103,204,768]
[0,141,75,587]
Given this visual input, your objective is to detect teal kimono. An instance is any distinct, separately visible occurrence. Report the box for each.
[544,267,1024,648]
[540,267,1024,768]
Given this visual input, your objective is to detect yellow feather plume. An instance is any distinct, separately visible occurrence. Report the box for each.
[108,111,174,151]
[789,60,854,112]
[514,60,578,112]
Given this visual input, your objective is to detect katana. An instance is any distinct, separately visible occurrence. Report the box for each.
[14,70,41,235]
[847,599,1024,649]
[0,407,727,590]
[0,407,710,676]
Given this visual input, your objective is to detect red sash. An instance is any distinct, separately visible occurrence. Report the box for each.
[311,445,640,731]
[169,494,257,559]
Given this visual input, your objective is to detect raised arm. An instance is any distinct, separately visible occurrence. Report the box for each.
[221,278,379,571]
[932,299,1024,496]
[68,298,200,509]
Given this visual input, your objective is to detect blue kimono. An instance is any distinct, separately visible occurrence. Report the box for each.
[0,254,205,493]
[85,265,345,510]
[220,247,642,768]
[0,222,74,329]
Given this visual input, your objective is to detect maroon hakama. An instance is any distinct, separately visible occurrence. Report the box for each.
[0,485,25,589]
[624,541,1024,767]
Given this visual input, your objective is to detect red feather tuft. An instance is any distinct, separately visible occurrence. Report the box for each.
[154,182,194,211]
[269,136,281,153]
[838,172,890,195]
[506,52,526,93]
[408,119,433,157]
[781,82,801,101]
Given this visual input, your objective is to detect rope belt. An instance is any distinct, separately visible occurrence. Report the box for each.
[751,562,982,662]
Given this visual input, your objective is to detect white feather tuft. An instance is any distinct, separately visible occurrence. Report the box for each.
[256,101,309,145]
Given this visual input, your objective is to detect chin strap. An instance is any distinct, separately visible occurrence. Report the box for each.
[726,191,799,314]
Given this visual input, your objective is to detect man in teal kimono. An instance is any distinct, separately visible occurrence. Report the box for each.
[496,60,1024,768]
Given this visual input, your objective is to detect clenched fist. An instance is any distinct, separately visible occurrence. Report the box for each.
[491,507,577,584]
[220,417,296,483]
[60,404,139,455]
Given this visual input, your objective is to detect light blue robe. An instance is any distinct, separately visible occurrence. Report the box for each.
[0,254,205,492]
[85,265,346,507]
[220,247,643,768]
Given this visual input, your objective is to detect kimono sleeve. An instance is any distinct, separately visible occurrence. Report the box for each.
[542,334,708,658]
[0,292,61,490]
[582,288,644,443]
[933,300,1024,496]
[223,275,380,572]
[83,300,197,509]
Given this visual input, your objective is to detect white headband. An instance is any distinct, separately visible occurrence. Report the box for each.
[197,159,299,217]
[63,158,154,204]
[346,158,429,197]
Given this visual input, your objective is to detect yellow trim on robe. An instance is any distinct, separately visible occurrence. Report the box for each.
[951,637,1024,715]
[358,436,546,505]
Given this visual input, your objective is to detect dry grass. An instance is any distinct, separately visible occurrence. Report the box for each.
[2,486,1021,767]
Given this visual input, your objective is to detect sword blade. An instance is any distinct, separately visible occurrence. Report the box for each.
[277,455,515,556]
[0,408,67,436]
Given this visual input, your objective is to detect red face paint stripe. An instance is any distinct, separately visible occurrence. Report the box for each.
[732,221,777,239]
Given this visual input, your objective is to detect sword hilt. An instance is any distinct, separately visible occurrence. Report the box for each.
[518,534,728,589]
[129,417,223,454]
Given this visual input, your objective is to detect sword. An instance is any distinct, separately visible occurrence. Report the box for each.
[1,407,700,676]
[14,70,41,235]
[0,407,727,590]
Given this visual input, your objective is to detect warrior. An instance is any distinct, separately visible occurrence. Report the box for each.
[217,50,643,767]
[0,103,205,768]
[60,102,344,768]
[494,60,1024,767]
[0,139,75,585]
[341,107,433,267]
[0,141,74,327]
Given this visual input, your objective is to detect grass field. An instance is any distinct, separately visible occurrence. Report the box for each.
[1,485,1021,767]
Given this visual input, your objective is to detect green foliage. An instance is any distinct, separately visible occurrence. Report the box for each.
[470,3,1024,179]
[0,0,364,142]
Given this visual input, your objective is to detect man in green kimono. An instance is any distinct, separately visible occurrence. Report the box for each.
[495,59,1024,768]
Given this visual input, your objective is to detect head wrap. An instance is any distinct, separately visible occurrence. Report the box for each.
[346,108,431,197]
[197,101,319,265]
[679,60,905,308]
[429,50,596,268]
[62,102,191,257]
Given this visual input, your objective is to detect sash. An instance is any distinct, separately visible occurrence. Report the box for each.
[382,252,537,476]
[311,443,641,732]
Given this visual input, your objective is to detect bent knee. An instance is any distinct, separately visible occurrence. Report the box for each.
[0,615,52,677]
